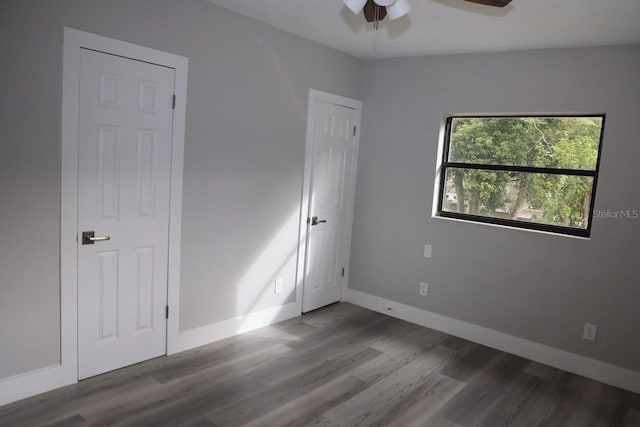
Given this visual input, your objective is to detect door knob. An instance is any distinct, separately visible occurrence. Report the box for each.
[82,231,111,245]
[308,216,327,226]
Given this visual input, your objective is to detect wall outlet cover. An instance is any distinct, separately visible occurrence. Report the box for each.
[583,323,597,341]
[274,278,284,294]
[424,244,432,259]
[419,282,428,296]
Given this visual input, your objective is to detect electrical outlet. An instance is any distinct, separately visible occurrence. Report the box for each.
[419,282,428,296]
[274,278,284,294]
[583,323,597,341]
[424,244,432,259]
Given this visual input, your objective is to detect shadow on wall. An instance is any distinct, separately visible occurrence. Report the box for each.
[228,41,311,331]
[235,204,308,332]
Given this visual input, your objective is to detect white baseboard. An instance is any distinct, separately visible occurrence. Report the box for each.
[0,303,300,407]
[169,302,300,354]
[0,364,76,407]
[344,288,640,394]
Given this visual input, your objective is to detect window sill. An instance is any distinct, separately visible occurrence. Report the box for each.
[431,213,591,240]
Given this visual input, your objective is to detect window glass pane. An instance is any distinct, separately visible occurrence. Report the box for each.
[442,167,594,229]
[448,117,603,170]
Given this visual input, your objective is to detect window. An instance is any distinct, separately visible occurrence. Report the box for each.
[436,115,605,237]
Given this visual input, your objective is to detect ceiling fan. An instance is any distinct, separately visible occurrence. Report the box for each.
[344,0,512,27]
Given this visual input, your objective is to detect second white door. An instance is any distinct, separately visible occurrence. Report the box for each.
[302,96,359,313]
[77,48,175,379]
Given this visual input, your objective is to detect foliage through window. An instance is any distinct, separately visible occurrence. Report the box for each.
[437,115,605,237]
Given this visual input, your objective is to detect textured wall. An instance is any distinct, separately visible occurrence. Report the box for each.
[351,45,640,371]
[0,0,362,379]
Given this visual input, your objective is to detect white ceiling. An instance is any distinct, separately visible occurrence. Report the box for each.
[205,0,640,59]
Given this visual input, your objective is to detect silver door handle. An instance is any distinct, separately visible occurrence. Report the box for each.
[308,216,327,226]
[82,231,111,245]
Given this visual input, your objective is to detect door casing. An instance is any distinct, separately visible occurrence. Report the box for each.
[296,89,362,313]
[61,28,189,381]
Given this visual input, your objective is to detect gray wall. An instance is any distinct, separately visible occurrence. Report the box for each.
[2,0,637,384]
[0,0,362,379]
[351,45,640,371]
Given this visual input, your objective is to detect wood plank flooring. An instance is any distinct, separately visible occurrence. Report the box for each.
[1,303,638,427]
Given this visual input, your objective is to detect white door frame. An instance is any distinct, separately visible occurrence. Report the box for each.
[295,89,362,314]
[0,27,188,406]
[61,29,188,375]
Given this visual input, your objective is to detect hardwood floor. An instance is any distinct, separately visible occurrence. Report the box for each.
[1,303,638,427]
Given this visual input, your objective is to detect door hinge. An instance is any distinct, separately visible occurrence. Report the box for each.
[353,126,357,136]
[165,305,169,319]
[172,94,176,110]
[341,267,345,277]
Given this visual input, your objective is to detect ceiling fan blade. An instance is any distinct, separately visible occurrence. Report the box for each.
[462,0,513,7]
[363,0,387,22]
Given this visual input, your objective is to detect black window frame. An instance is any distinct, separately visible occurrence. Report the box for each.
[436,114,606,238]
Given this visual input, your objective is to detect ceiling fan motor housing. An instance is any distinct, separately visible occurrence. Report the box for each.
[351,0,511,26]
[363,0,387,22]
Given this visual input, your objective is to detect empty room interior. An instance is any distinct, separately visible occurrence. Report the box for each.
[1,0,640,425]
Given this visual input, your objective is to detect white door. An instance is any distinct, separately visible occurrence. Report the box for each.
[302,98,359,313]
[77,49,175,379]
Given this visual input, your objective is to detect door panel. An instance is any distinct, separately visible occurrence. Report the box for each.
[136,130,157,217]
[135,246,154,332]
[98,125,120,219]
[302,100,357,313]
[97,250,119,341]
[77,49,175,379]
